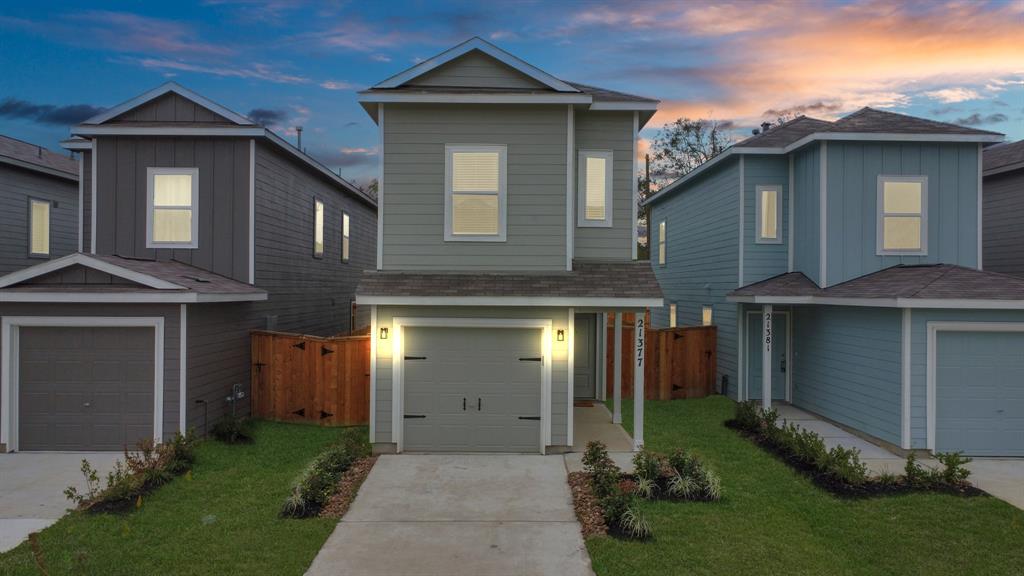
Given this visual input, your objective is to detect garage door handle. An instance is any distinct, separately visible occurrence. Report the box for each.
[519,357,542,362]
[404,414,426,419]
[518,416,541,421]
[405,356,426,360]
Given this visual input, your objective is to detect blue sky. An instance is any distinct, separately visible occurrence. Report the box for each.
[1,0,1022,185]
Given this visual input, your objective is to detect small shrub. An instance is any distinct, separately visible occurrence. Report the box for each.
[820,445,869,487]
[904,452,932,489]
[665,448,722,501]
[790,425,828,467]
[211,414,254,444]
[734,401,762,432]
[632,449,662,482]
[583,441,621,499]
[617,503,652,540]
[598,488,631,527]
[936,452,972,486]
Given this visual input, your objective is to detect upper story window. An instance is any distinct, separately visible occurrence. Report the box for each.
[342,212,350,262]
[577,150,613,227]
[756,185,781,244]
[314,199,325,258]
[669,303,677,328]
[29,198,50,257]
[657,220,667,266]
[877,176,927,255]
[702,305,713,326]
[147,168,198,249]
[445,145,507,242]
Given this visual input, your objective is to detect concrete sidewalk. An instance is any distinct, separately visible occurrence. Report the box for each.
[305,454,595,576]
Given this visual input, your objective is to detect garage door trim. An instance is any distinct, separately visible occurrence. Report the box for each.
[1,316,164,452]
[926,321,1024,452]
[390,317,552,454]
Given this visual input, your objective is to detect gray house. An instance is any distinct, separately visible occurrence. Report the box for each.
[0,135,79,276]
[982,140,1024,277]
[0,83,376,452]
[645,109,1024,457]
[355,38,662,454]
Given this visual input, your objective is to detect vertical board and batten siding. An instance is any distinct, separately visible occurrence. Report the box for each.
[404,50,545,91]
[742,155,789,284]
[253,141,377,335]
[649,158,740,397]
[792,144,822,285]
[372,306,571,447]
[108,92,233,124]
[907,308,1024,449]
[0,164,78,276]
[790,305,902,446]
[0,302,182,441]
[381,104,567,271]
[93,136,251,283]
[573,110,635,260]
[824,142,980,285]
[982,170,1024,277]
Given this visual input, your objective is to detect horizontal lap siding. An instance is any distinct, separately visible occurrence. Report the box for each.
[825,142,979,285]
[791,305,901,445]
[0,164,78,276]
[254,142,376,336]
[382,104,567,271]
[573,111,634,260]
[372,306,571,448]
[793,144,821,285]
[982,170,1024,277]
[0,303,181,442]
[743,155,789,284]
[650,159,740,397]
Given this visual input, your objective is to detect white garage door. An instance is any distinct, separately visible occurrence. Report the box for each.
[403,327,542,453]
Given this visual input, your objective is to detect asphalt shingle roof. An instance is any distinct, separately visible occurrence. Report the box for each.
[984,140,1024,174]
[734,116,835,148]
[825,107,1002,136]
[356,260,662,300]
[0,134,77,177]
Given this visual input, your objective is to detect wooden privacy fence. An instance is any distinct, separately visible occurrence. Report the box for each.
[251,331,370,426]
[605,314,717,400]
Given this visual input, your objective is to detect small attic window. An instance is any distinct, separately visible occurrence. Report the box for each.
[147,168,198,249]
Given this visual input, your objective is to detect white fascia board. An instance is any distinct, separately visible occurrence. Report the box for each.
[373,37,579,93]
[0,292,268,303]
[82,82,255,126]
[983,162,1024,177]
[357,92,592,105]
[589,102,659,111]
[73,126,265,137]
[0,253,183,290]
[262,130,376,208]
[60,139,93,151]
[725,294,1024,310]
[355,295,664,308]
[0,156,78,182]
[642,149,745,206]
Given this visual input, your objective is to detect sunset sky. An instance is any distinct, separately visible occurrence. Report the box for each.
[1,0,1021,185]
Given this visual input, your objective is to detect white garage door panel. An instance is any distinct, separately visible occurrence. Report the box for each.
[403,326,542,453]
[936,330,1024,456]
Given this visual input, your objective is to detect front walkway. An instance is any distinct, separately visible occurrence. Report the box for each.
[565,403,636,473]
[305,454,594,576]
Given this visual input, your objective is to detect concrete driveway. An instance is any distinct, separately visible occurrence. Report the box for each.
[305,454,594,576]
[0,452,121,552]
[966,459,1024,510]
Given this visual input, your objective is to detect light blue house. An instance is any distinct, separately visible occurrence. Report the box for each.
[644,108,1024,456]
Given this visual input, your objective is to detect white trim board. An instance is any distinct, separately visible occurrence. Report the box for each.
[355,295,662,308]
[742,310,792,403]
[389,316,553,454]
[567,308,575,448]
[727,294,1024,310]
[738,157,745,286]
[369,305,378,440]
[1,316,165,452]
[565,107,575,270]
[631,111,639,260]
[81,82,256,126]
[90,145,97,254]
[77,154,84,252]
[0,253,183,290]
[75,126,265,137]
[359,92,591,105]
[179,304,187,435]
[925,321,1024,451]
[901,308,911,449]
[0,155,77,182]
[0,292,267,304]
[819,141,828,287]
[787,154,795,271]
[376,104,385,270]
[248,139,255,284]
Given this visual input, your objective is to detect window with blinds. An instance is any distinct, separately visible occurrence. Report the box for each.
[577,150,613,227]
[877,176,927,255]
[314,199,325,258]
[445,145,506,241]
[147,168,198,249]
[756,185,781,243]
[658,220,667,266]
[342,212,350,262]
[29,198,50,256]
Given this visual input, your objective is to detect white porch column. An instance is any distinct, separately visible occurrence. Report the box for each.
[633,312,645,450]
[762,304,773,411]
[613,312,622,424]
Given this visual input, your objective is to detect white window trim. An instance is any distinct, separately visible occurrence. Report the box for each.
[341,211,351,263]
[444,144,507,242]
[877,175,928,256]
[755,185,782,244]
[146,167,199,249]
[577,149,613,228]
[313,199,325,259]
[657,220,667,266]
[28,198,51,258]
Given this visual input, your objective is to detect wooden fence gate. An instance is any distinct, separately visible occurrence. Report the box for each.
[605,314,716,400]
[251,331,370,425]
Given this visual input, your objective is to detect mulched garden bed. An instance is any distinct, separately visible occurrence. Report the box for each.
[568,471,607,537]
[725,420,984,498]
[320,455,378,519]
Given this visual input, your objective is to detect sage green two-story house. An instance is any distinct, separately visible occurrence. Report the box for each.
[355,38,662,454]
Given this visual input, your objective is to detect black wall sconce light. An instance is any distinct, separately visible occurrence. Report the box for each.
[556,329,565,342]
[380,327,389,339]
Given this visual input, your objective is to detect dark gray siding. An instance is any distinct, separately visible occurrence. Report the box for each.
[0,303,182,445]
[0,163,78,276]
[982,169,1024,277]
[254,141,376,335]
[93,136,250,283]
[109,92,232,124]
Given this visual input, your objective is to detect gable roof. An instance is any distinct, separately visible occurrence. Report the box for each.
[826,107,1002,136]
[0,134,77,181]
[733,116,835,148]
[0,253,267,303]
[80,82,255,126]
[373,37,580,93]
[728,264,1024,308]
[984,140,1024,176]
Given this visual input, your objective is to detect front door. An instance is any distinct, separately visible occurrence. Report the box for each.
[573,314,596,399]
[746,313,788,401]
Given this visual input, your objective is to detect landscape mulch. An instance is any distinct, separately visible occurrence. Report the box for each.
[320,456,378,519]
[568,471,608,537]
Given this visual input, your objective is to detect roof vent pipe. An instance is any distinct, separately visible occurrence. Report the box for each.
[296,126,303,151]
[761,122,772,133]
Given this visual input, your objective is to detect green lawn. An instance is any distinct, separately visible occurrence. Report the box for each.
[588,397,1024,576]
[1,421,363,576]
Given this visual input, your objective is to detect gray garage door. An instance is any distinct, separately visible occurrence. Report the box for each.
[18,326,155,451]
[403,327,542,453]
[936,330,1024,456]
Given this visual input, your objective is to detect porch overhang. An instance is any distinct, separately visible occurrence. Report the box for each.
[355,295,661,308]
